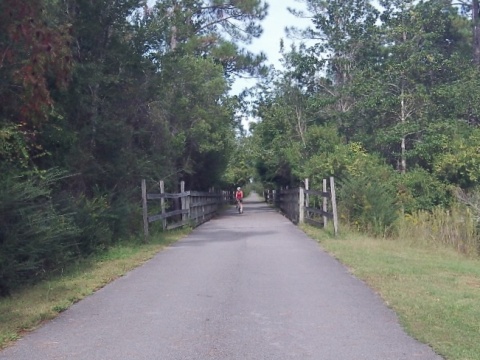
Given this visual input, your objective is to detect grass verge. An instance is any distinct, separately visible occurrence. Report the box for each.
[301,224,480,360]
[0,229,190,350]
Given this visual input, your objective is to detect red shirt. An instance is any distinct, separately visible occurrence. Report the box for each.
[235,190,243,199]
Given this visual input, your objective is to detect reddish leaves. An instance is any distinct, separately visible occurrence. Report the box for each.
[1,0,73,127]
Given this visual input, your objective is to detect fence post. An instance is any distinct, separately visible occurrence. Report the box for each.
[186,188,191,222]
[141,179,149,241]
[160,180,166,230]
[191,192,196,226]
[330,176,338,236]
[181,181,186,223]
[323,178,328,228]
[305,178,309,221]
[299,187,305,224]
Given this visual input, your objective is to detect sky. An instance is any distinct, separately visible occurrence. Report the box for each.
[230,0,308,95]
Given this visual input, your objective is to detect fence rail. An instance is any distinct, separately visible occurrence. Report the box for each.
[147,192,190,200]
[141,179,231,241]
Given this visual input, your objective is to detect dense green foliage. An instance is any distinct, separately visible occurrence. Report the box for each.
[0,0,267,294]
[250,0,480,235]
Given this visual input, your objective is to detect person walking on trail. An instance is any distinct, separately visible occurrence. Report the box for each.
[235,187,244,214]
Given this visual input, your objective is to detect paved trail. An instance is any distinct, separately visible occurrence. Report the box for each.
[0,193,442,360]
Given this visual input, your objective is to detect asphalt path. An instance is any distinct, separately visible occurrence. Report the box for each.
[0,193,443,360]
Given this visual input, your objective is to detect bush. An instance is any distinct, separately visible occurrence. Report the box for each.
[338,165,399,236]
[395,167,452,214]
[0,170,80,295]
[69,193,115,254]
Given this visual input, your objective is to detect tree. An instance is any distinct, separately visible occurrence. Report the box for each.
[474,0,480,63]
[0,0,72,170]
[144,0,268,77]
[456,0,480,64]
[349,0,461,173]
[139,0,269,189]
[222,136,256,188]
[287,0,380,119]
[152,54,236,189]
[251,0,381,187]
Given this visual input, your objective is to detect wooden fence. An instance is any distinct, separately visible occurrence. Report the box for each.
[264,189,276,204]
[277,188,302,223]
[263,177,338,236]
[304,177,338,235]
[141,180,232,240]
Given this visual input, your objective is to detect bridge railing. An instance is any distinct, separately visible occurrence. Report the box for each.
[263,177,338,236]
[141,180,232,241]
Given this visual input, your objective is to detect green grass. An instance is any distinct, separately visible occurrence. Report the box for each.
[0,229,190,349]
[302,224,480,360]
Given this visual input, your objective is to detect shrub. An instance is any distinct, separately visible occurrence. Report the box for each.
[395,167,452,214]
[69,193,115,254]
[338,165,399,236]
[0,170,80,295]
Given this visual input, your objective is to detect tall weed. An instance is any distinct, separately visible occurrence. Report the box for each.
[396,205,479,256]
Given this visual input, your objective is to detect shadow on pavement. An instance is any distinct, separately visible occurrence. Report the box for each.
[219,200,278,218]
[171,228,276,246]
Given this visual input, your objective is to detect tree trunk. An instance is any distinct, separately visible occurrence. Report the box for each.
[170,1,178,50]
[473,0,480,64]
[400,85,406,175]
[400,28,407,175]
